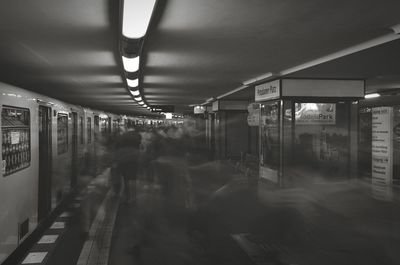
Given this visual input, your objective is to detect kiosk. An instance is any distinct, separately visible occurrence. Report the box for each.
[255,79,364,186]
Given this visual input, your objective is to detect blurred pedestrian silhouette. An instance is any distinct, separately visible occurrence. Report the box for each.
[112,130,141,203]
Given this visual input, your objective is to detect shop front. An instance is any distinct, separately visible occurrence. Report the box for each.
[256,79,364,187]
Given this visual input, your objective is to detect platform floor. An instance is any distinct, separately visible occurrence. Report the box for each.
[13,159,400,265]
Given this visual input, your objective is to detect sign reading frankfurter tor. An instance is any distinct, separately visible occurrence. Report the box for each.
[255,80,280,101]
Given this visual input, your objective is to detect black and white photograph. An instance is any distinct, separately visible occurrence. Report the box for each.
[1,1,400,265]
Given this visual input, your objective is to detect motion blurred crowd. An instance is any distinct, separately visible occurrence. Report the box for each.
[109,124,206,204]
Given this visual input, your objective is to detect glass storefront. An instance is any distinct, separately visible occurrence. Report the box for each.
[290,101,350,182]
[259,100,352,186]
[260,101,280,170]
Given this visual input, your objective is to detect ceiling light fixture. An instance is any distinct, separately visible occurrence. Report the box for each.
[364,93,380,99]
[122,0,157,39]
[122,56,140,72]
[130,89,140,96]
[127,78,138,87]
[138,101,144,105]
[134,96,142,101]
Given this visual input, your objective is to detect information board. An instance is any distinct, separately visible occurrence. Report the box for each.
[371,106,393,200]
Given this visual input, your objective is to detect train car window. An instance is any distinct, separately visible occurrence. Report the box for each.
[87,117,92,144]
[80,116,84,144]
[94,115,99,141]
[57,113,68,154]
[1,106,31,176]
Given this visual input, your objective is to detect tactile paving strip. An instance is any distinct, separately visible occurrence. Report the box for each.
[77,190,119,265]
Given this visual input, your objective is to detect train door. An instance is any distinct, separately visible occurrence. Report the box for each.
[71,112,78,187]
[38,106,52,221]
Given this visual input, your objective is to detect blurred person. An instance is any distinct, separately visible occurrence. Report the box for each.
[113,130,141,203]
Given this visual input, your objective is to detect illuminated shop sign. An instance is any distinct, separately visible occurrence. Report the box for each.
[295,103,336,125]
[255,80,280,102]
[194,105,205,114]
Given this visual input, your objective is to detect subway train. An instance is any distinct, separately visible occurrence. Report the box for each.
[0,82,125,263]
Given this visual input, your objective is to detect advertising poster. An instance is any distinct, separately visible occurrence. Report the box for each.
[371,106,393,200]
[295,103,336,125]
[247,103,260,127]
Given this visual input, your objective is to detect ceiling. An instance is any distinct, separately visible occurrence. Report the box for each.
[0,0,147,114]
[143,0,400,111]
[1,0,400,114]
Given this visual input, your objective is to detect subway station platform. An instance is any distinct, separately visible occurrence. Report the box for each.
[2,1,400,265]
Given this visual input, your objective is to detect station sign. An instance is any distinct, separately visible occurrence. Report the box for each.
[152,105,175,113]
[255,80,280,102]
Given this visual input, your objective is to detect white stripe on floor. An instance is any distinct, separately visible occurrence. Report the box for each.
[22,252,47,264]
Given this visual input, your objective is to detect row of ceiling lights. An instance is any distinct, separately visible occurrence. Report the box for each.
[120,0,157,112]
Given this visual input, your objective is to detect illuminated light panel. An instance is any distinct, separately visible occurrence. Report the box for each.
[165,113,172,119]
[122,0,156,39]
[143,104,147,107]
[127,78,138,87]
[130,89,140,96]
[138,101,144,105]
[364,93,380,99]
[134,96,142,101]
[122,56,139,72]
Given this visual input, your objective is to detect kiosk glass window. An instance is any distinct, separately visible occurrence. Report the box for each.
[292,102,350,179]
[1,106,31,176]
[57,113,68,154]
[260,101,280,170]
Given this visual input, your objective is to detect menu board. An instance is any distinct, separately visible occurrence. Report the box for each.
[57,113,68,154]
[1,106,31,176]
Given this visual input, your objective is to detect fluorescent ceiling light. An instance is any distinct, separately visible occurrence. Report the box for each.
[122,0,156,39]
[134,96,142,101]
[122,56,139,72]
[165,113,172,119]
[127,78,138,87]
[130,89,140,96]
[147,107,151,110]
[364,93,380,99]
[143,104,147,107]
[138,101,144,105]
